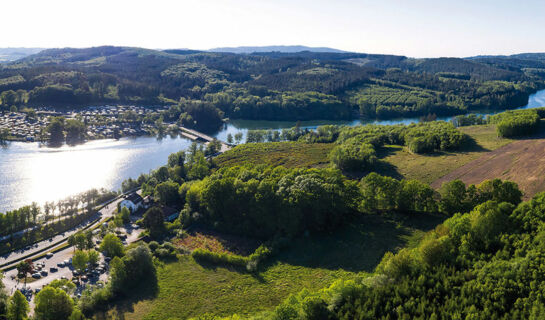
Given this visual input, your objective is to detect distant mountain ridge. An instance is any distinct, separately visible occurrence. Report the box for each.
[208,45,349,54]
[466,53,545,60]
[0,48,44,63]
[0,45,543,127]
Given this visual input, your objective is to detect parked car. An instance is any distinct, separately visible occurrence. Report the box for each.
[40,270,48,276]
[49,267,58,272]
[57,262,65,267]
[45,253,53,258]
[31,273,41,279]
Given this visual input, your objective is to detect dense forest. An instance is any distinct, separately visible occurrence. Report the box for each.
[1,47,545,129]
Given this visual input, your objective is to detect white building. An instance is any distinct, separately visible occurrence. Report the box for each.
[119,192,144,213]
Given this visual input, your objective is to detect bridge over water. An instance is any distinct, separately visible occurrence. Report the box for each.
[179,126,232,153]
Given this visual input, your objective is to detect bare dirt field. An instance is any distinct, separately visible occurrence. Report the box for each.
[432,136,545,199]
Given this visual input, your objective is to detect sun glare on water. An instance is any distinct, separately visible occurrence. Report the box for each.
[23,142,123,206]
[0,136,194,212]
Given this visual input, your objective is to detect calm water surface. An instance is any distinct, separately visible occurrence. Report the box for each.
[0,136,194,212]
[1,89,545,212]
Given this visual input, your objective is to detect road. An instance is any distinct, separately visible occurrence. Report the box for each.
[0,199,121,270]
[2,216,145,312]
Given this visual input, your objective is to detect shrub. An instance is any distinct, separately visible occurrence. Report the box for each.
[148,241,160,252]
[191,248,247,268]
[489,109,540,137]
[329,140,377,171]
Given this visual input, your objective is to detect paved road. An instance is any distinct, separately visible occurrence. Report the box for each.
[2,218,145,312]
[0,199,121,269]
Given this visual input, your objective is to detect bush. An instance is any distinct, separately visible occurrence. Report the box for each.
[329,140,377,171]
[191,248,247,268]
[489,109,540,137]
[148,241,160,251]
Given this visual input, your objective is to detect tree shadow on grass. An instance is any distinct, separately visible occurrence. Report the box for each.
[343,158,404,181]
[191,256,268,284]
[371,159,404,180]
[94,275,159,320]
[459,135,490,152]
[258,212,446,274]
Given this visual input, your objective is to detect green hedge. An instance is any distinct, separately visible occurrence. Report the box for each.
[191,239,287,272]
[489,109,540,137]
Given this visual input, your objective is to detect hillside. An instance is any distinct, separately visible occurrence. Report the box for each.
[431,133,545,199]
[0,46,544,126]
[208,45,348,54]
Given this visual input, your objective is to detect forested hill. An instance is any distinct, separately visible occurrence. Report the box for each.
[208,45,348,54]
[0,46,544,123]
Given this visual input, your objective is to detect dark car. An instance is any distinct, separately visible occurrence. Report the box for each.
[49,267,58,272]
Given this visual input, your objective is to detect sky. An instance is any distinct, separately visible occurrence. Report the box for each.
[2,0,545,58]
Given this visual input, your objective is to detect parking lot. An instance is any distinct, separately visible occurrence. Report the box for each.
[3,245,109,300]
[2,219,144,307]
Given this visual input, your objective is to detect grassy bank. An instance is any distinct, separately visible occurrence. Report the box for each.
[100,213,443,320]
[380,124,513,183]
[215,142,333,169]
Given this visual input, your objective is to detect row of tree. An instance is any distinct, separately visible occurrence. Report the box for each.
[361,173,522,215]
[0,188,116,239]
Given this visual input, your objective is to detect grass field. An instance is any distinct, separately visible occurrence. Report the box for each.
[214,126,513,185]
[379,124,513,184]
[215,142,333,169]
[99,213,443,320]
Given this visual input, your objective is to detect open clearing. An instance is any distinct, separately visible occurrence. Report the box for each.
[432,135,545,199]
[215,142,333,169]
[380,125,512,183]
[99,213,443,320]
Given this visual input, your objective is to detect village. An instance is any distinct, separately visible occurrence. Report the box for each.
[0,105,171,142]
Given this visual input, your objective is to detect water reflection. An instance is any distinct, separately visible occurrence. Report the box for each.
[0,136,194,212]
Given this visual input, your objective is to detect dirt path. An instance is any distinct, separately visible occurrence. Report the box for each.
[431,137,545,199]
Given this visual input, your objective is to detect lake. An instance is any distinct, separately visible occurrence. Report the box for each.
[1,89,545,212]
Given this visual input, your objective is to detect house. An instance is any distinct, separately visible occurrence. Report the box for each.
[162,206,180,222]
[119,192,144,213]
